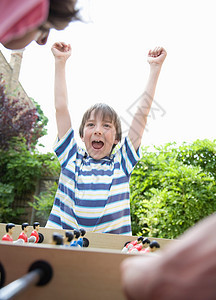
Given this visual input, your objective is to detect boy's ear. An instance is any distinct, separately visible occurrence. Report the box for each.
[114,138,119,145]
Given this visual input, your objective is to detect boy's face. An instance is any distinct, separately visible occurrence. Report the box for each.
[82,110,119,160]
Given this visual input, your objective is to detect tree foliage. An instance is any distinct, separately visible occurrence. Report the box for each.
[0,76,47,150]
[0,77,59,223]
[0,137,60,223]
[30,98,48,149]
[0,182,18,222]
[130,140,216,239]
[29,181,58,223]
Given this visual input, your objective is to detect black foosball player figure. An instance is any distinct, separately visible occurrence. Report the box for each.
[64,231,74,247]
[78,228,90,248]
[82,237,90,248]
[30,222,44,243]
[38,232,44,243]
[2,223,15,242]
[70,229,80,247]
[52,233,64,246]
[18,222,29,243]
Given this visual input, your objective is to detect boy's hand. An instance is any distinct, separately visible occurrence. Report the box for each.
[51,42,72,60]
[147,47,167,66]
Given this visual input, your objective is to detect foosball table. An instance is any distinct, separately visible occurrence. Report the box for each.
[0,223,175,299]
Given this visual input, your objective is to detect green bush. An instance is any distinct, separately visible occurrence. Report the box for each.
[130,139,216,239]
[29,181,58,221]
[0,78,59,223]
[0,182,24,222]
[176,139,216,179]
[0,138,42,196]
[0,137,60,223]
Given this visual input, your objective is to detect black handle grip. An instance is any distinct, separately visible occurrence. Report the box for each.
[0,261,53,300]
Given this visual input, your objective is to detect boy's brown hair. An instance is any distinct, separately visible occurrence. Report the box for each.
[79,103,122,149]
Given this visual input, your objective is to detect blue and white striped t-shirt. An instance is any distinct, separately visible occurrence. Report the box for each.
[46,128,141,235]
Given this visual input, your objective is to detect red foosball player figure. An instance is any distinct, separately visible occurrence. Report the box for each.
[2,223,15,242]
[121,241,132,253]
[122,236,144,253]
[18,222,29,242]
[30,222,40,243]
[141,240,160,254]
[129,238,151,253]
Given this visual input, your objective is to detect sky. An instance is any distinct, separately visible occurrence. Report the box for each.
[1,0,216,153]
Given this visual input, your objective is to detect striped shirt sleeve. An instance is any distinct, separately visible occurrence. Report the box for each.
[53,128,77,168]
[118,136,141,177]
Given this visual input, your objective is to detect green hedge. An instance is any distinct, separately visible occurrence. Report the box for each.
[0,137,60,223]
[130,139,216,238]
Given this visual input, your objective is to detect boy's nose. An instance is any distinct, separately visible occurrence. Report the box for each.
[94,125,102,135]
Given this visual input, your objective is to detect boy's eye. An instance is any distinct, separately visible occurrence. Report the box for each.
[87,123,94,127]
[104,124,111,128]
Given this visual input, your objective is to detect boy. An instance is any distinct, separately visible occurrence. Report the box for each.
[46,42,166,235]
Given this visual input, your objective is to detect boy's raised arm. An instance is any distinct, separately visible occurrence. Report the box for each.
[128,47,167,151]
[52,42,72,139]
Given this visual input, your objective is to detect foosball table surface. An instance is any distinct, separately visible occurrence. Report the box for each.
[0,223,176,300]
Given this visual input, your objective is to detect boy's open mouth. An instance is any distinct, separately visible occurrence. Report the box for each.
[92,141,104,150]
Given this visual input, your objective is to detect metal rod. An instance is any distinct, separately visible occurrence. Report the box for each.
[0,269,43,300]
